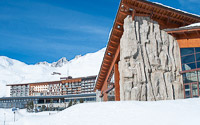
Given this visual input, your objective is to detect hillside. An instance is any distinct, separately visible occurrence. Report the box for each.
[0,48,105,97]
[2,98,199,125]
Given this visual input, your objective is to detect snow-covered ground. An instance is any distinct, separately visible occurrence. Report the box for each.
[0,98,199,125]
[0,48,105,97]
[0,109,59,125]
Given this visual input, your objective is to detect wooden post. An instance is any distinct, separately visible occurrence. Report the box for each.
[132,9,136,21]
[101,81,108,101]
[114,63,120,101]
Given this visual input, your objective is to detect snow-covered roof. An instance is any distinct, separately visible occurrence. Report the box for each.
[184,23,200,28]
[152,2,200,18]
[164,23,200,32]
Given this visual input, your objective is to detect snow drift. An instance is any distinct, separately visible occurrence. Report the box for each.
[13,98,200,125]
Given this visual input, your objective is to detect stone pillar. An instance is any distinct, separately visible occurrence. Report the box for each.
[96,90,102,102]
[119,16,184,101]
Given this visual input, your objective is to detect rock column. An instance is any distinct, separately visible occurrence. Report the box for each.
[119,16,183,101]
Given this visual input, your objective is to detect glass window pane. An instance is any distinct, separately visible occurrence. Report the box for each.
[199,83,200,95]
[183,76,197,83]
[181,54,195,64]
[197,62,200,68]
[185,84,191,98]
[181,48,194,56]
[195,47,200,53]
[198,71,200,82]
[185,71,197,77]
[196,53,200,61]
[182,63,196,71]
[192,84,198,97]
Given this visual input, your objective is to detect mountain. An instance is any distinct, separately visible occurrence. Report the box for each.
[0,48,106,97]
[51,57,68,67]
[36,57,68,67]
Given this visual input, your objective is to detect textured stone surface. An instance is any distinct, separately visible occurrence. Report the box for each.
[119,16,183,101]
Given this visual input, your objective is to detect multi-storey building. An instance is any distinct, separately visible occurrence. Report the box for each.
[9,84,29,97]
[7,76,96,97]
[1,76,97,109]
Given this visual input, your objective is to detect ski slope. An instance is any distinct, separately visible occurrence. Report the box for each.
[0,48,105,97]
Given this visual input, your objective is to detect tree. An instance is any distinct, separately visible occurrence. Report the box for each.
[27,101,34,112]
[73,99,77,105]
[50,99,53,103]
[80,99,84,103]
[41,105,46,111]
[67,100,72,108]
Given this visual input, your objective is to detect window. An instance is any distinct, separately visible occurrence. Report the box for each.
[181,55,195,64]
[181,48,194,56]
[180,47,200,71]
[181,47,200,98]
[192,84,198,97]
[182,71,198,83]
[184,84,191,98]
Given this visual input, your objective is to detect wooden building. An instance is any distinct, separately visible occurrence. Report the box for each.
[95,0,200,101]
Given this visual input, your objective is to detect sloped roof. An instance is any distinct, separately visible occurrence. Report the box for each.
[95,0,200,90]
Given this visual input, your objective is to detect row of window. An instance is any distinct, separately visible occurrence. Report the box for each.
[181,47,200,98]
[181,48,200,71]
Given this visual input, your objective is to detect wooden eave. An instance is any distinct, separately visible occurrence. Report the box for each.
[95,0,200,91]
[166,27,200,39]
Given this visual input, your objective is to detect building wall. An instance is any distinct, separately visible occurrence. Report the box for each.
[10,85,29,97]
[10,77,96,97]
[119,16,184,101]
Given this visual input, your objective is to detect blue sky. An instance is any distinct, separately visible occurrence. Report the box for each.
[0,0,199,64]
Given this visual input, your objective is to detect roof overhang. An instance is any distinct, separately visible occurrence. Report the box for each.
[95,0,200,91]
[166,26,200,39]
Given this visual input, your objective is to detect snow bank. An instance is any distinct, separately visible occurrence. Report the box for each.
[13,98,200,125]
[0,48,105,97]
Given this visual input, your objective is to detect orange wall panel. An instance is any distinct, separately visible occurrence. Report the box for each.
[178,38,200,48]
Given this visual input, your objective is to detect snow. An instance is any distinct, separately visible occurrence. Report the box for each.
[0,48,105,97]
[153,2,200,18]
[0,98,200,125]
[184,23,200,28]
[0,109,59,125]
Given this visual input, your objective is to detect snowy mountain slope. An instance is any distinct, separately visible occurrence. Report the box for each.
[13,98,200,125]
[0,48,105,97]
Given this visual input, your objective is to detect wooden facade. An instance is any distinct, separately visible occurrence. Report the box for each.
[95,0,200,101]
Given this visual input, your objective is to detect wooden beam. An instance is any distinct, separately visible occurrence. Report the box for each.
[116,21,123,26]
[114,63,120,101]
[101,45,120,101]
[110,40,119,45]
[123,3,193,25]
[112,34,120,39]
[167,28,200,34]
[114,28,123,33]
[132,9,136,21]
[108,45,117,50]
